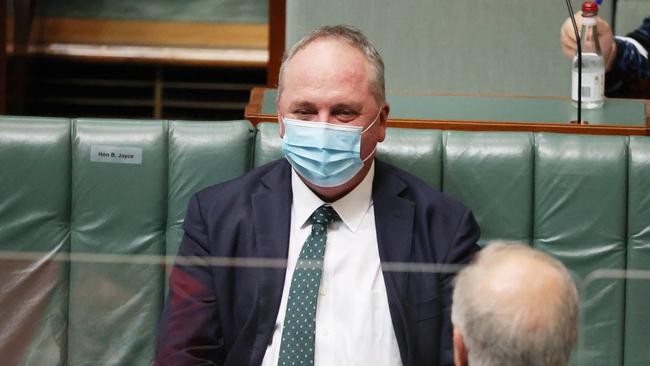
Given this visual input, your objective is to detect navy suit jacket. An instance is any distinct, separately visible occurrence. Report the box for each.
[156,159,480,366]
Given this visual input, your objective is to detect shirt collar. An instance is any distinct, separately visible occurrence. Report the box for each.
[291,162,375,232]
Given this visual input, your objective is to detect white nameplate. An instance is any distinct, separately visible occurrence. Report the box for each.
[90,145,143,165]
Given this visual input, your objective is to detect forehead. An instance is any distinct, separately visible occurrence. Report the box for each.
[280,38,375,106]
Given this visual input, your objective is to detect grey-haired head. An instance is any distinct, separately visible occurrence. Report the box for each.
[277,25,385,104]
[451,242,580,366]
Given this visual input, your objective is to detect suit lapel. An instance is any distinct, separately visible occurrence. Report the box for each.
[248,159,417,365]
[252,160,292,265]
[250,160,293,365]
[373,160,415,365]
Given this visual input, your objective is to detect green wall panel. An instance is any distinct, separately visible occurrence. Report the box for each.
[286,0,613,97]
[615,0,650,35]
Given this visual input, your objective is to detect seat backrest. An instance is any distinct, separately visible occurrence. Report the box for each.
[0,118,254,366]
[166,121,255,289]
[625,136,650,366]
[68,118,168,365]
[285,0,614,97]
[0,117,70,366]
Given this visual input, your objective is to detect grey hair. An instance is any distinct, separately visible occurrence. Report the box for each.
[451,242,579,366]
[277,25,385,104]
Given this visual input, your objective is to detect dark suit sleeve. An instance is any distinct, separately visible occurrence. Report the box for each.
[606,17,650,98]
[439,209,481,366]
[155,194,225,366]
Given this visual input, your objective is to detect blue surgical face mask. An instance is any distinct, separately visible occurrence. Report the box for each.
[281,111,380,187]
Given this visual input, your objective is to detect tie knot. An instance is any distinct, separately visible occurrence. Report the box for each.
[310,205,339,226]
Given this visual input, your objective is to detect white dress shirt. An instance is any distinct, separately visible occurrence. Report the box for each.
[261,162,403,366]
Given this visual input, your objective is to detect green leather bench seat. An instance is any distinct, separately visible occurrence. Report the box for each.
[166,121,254,291]
[535,134,627,365]
[0,117,69,365]
[1,118,649,366]
[0,118,255,366]
[69,120,168,364]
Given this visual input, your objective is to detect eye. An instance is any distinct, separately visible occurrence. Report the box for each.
[334,110,359,122]
[291,109,316,118]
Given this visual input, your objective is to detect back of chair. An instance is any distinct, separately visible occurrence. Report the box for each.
[0,118,255,366]
[0,117,69,366]
[625,136,650,366]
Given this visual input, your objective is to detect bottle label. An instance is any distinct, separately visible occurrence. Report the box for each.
[572,70,604,103]
[582,17,597,26]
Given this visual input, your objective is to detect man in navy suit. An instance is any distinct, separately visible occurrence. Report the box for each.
[156,25,480,366]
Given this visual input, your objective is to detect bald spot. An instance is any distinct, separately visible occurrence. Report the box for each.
[482,252,569,332]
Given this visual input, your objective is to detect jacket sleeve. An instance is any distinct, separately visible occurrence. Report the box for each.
[155,193,225,366]
[606,17,650,98]
[438,209,481,366]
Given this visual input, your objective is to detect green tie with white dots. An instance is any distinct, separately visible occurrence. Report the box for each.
[278,205,339,366]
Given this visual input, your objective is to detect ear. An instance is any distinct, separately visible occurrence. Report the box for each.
[377,102,389,142]
[453,328,468,366]
[275,94,286,138]
[277,113,285,138]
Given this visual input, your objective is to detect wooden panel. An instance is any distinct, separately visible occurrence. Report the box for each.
[5,17,269,67]
[20,18,268,48]
[267,0,285,87]
[245,86,267,119]
[0,0,6,114]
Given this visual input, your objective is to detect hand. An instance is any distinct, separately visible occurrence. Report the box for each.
[560,12,617,71]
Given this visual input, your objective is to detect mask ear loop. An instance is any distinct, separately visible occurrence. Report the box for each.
[360,105,383,162]
[362,146,377,163]
[361,106,383,134]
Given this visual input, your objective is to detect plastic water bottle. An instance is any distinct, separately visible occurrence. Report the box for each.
[571,1,604,109]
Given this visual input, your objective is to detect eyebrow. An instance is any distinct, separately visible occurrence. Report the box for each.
[289,101,317,110]
[287,101,364,112]
[331,102,363,112]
